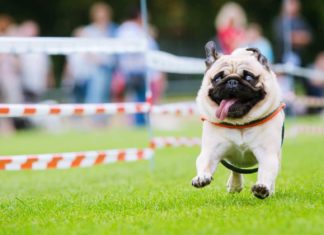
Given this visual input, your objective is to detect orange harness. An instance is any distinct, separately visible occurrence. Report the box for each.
[201,103,286,129]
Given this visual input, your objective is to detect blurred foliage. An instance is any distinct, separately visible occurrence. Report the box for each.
[0,0,323,70]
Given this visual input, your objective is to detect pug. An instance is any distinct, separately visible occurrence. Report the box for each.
[192,41,285,199]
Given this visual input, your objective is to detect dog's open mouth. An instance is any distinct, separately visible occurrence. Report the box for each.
[208,78,267,120]
[215,99,238,120]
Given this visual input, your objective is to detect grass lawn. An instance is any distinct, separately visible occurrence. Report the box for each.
[0,116,323,235]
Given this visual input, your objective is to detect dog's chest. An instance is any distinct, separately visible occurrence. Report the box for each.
[223,131,258,167]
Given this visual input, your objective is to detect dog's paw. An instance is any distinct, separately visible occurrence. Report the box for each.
[192,174,213,188]
[251,184,270,199]
[227,173,243,193]
[227,184,243,193]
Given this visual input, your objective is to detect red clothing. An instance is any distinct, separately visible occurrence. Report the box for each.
[217,26,245,54]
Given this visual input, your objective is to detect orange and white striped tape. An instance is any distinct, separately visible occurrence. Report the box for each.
[150,137,201,149]
[151,103,198,116]
[0,102,199,117]
[0,97,322,118]
[0,102,150,117]
[0,148,153,170]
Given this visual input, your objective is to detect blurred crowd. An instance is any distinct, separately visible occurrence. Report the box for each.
[0,2,166,132]
[0,0,323,133]
[212,0,324,115]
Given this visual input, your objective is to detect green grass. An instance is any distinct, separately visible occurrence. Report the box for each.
[0,117,323,235]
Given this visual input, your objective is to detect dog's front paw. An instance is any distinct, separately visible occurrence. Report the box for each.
[251,184,270,199]
[191,174,213,188]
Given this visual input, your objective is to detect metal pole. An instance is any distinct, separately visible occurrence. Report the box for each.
[140,0,155,170]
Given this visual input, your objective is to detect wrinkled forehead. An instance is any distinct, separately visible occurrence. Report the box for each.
[207,52,264,76]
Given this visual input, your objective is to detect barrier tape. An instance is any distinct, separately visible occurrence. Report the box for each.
[0,37,323,79]
[292,96,324,108]
[147,51,205,74]
[0,37,146,54]
[1,127,322,171]
[0,102,199,117]
[151,125,324,152]
[150,137,201,149]
[0,102,150,117]
[286,125,324,138]
[0,148,153,170]
[0,97,323,118]
[273,64,324,82]
[151,102,199,116]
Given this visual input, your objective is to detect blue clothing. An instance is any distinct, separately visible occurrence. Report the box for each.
[82,23,118,104]
[126,73,147,126]
[247,38,274,64]
[116,21,158,126]
[273,16,312,64]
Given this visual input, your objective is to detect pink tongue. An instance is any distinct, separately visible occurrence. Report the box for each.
[216,99,237,120]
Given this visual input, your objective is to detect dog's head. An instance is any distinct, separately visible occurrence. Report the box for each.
[197,41,281,124]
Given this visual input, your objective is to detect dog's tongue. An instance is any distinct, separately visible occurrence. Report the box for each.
[216,99,237,120]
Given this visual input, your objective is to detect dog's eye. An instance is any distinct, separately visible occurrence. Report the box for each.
[212,72,224,84]
[245,75,254,82]
[243,71,256,83]
[213,76,222,83]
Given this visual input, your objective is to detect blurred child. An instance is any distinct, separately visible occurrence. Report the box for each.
[0,15,24,134]
[65,27,93,103]
[18,20,53,103]
[246,23,274,63]
[117,5,158,126]
[82,2,117,104]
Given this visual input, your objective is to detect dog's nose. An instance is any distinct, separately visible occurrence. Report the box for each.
[226,79,239,89]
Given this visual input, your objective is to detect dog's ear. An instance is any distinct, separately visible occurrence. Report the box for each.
[205,41,219,69]
[246,48,270,71]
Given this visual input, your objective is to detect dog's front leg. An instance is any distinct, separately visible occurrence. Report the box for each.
[252,150,281,199]
[191,150,218,188]
[192,123,229,188]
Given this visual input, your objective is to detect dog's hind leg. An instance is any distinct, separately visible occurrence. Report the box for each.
[227,171,244,193]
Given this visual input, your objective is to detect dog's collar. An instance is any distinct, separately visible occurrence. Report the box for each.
[201,103,286,129]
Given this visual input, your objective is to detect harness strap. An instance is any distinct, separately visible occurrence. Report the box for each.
[220,160,258,174]
[201,103,286,129]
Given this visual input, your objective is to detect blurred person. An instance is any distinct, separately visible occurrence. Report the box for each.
[148,24,167,104]
[273,0,312,65]
[0,16,24,134]
[110,70,126,102]
[273,0,312,115]
[308,52,324,94]
[213,2,247,54]
[305,52,324,114]
[245,23,274,63]
[117,5,158,126]
[82,2,117,104]
[64,27,93,103]
[0,14,12,35]
[18,20,53,103]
